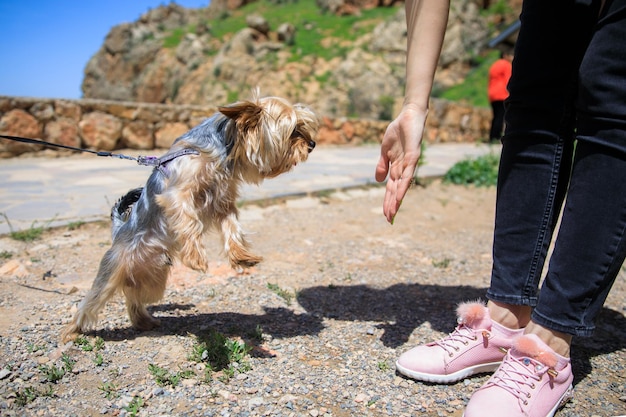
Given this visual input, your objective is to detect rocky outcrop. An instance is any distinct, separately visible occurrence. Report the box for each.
[0,95,490,158]
[80,1,512,121]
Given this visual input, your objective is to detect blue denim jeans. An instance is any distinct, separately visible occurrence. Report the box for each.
[486,0,626,337]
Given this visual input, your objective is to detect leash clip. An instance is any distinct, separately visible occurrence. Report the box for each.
[136,155,161,168]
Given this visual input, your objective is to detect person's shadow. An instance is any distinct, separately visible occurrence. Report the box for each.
[296,283,626,386]
[297,283,488,347]
[89,282,625,387]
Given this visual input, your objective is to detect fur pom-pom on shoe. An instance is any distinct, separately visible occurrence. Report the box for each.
[513,334,559,368]
[456,300,488,328]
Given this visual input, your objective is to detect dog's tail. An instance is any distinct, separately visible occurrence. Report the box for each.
[111,187,143,237]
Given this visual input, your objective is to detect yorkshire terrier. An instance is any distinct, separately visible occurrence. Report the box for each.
[61,91,318,342]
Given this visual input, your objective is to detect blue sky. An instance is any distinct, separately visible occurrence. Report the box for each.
[0,1,209,99]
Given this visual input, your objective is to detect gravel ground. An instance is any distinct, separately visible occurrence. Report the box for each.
[0,180,624,417]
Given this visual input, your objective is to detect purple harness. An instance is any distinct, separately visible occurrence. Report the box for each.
[137,148,200,177]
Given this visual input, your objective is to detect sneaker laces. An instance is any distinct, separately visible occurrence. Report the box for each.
[432,324,490,357]
[485,352,557,408]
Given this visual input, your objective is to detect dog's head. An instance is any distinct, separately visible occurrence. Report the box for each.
[219,91,318,182]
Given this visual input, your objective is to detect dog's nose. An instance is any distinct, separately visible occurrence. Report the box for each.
[308,140,316,153]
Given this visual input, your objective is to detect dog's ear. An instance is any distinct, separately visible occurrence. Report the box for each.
[218,102,263,131]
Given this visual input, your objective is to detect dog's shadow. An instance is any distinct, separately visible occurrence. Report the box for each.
[96,283,486,346]
[96,283,625,386]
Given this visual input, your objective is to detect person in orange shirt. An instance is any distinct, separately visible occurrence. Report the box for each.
[488,51,513,142]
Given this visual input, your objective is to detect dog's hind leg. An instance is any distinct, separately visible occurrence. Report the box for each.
[61,246,126,342]
[122,256,171,331]
[219,211,263,269]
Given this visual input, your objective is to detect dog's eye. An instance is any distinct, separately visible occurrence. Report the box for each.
[290,130,300,140]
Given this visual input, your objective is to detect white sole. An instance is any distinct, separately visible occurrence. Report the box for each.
[460,384,574,417]
[395,360,502,384]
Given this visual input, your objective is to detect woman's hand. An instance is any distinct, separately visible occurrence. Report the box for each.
[375,105,427,223]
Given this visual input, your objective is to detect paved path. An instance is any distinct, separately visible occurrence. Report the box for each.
[0,143,499,234]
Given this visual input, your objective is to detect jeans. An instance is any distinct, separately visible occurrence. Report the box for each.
[489,100,506,142]
[486,0,626,337]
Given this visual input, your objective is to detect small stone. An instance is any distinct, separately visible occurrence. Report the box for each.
[354,393,369,403]
[248,397,264,407]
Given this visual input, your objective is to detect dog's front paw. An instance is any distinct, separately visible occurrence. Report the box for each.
[60,323,82,344]
[133,317,161,331]
[185,259,210,272]
[231,253,263,269]
[129,306,162,331]
[180,253,209,272]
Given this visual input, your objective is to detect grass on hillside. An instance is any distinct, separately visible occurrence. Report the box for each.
[162,1,509,108]
[166,1,400,61]
[433,50,501,108]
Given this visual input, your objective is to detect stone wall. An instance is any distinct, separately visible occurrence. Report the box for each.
[0,95,491,158]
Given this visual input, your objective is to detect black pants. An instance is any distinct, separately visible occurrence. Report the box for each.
[489,100,506,142]
[488,0,626,336]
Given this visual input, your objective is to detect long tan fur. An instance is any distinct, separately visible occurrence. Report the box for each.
[61,91,318,342]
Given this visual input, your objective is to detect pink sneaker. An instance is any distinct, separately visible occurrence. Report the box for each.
[463,334,574,417]
[396,301,523,383]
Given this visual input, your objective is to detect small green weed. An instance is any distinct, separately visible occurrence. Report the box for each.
[26,343,45,353]
[75,336,105,365]
[148,364,182,387]
[39,353,75,383]
[10,224,44,242]
[314,189,334,199]
[1,212,46,242]
[377,361,390,371]
[75,336,94,351]
[247,324,265,343]
[267,283,293,305]
[319,260,334,272]
[0,250,12,259]
[14,386,38,406]
[67,221,85,231]
[124,396,144,417]
[39,364,65,383]
[75,335,105,352]
[98,381,119,400]
[218,367,235,383]
[443,153,500,187]
[224,338,251,363]
[93,353,104,366]
[148,363,196,387]
[179,369,196,379]
[94,336,105,350]
[61,353,76,373]
[189,330,252,379]
[432,257,452,269]
[14,385,54,406]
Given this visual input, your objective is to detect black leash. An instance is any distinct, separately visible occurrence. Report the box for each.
[0,134,199,171]
[0,134,139,161]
